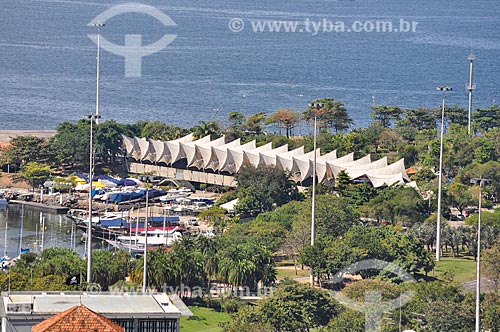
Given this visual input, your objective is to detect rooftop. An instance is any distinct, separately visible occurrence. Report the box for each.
[32,305,125,332]
[1,292,189,318]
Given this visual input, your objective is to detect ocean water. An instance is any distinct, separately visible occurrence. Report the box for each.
[0,0,499,130]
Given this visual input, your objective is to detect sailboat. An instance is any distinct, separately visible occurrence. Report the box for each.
[15,204,29,258]
[1,214,9,268]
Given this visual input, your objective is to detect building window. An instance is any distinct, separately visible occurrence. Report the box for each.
[113,319,135,332]
[138,319,177,332]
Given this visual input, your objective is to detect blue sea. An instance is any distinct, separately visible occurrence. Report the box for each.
[1,0,499,130]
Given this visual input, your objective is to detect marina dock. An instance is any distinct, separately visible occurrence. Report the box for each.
[9,200,69,214]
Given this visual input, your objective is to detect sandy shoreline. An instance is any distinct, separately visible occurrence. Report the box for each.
[0,130,56,143]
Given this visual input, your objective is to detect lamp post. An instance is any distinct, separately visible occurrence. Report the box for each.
[85,113,100,283]
[470,177,491,332]
[467,51,476,135]
[242,94,247,118]
[93,22,105,124]
[307,101,324,286]
[141,175,153,293]
[435,86,452,261]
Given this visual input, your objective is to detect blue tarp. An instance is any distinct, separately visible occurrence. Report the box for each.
[146,189,167,199]
[148,216,180,223]
[107,189,166,203]
[109,191,145,203]
[118,178,137,186]
[100,218,127,227]
[97,174,120,184]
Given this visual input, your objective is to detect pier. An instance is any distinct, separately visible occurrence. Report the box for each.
[9,200,69,214]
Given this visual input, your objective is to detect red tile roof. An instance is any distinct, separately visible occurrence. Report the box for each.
[32,305,125,332]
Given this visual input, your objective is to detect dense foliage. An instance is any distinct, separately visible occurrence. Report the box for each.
[2,98,500,330]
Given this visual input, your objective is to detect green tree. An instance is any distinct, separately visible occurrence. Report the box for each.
[192,120,222,140]
[371,105,403,128]
[19,162,55,190]
[258,282,337,331]
[235,165,300,214]
[245,112,267,135]
[92,250,131,290]
[94,120,126,164]
[198,206,229,232]
[266,109,300,138]
[359,186,427,226]
[482,241,500,292]
[475,105,500,132]
[50,120,89,167]
[224,282,337,331]
[140,120,189,141]
[303,98,353,133]
[2,136,55,166]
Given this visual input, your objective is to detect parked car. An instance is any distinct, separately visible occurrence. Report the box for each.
[449,214,465,222]
[463,208,478,217]
[187,217,199,226]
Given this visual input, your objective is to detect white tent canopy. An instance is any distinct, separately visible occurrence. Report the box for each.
[220,140,256,173]
[122,135,409,188]
[177,135,211,165]
[189,136,226,169]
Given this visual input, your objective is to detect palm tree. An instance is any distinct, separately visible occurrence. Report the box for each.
[196,236,218,290]
[170,237,204,289]
[192,120,222,140]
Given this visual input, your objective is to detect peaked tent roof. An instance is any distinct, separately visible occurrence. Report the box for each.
[121,135,409,188]
[241,142,274,168]
[207,138,242,171]
[222,140,260,173]
[258,145,289,167]
[32,305,125,332]
[162,133,194,165]
[176,135,211,164]
[189,136,226,169]
[276,146,305,172]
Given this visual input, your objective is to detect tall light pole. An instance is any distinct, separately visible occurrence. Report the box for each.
[242,94,247,118]
[435,86,452,261]
[142,176,152,293]
[93,22,105,124]
[471,177,491,332]
[308,101,324,285]
[467,51,476,135]
[85,113,100,283]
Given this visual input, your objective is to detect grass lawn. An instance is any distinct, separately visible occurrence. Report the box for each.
[432,254,477,283]
[276,266,310,280]
[180,305,231,332]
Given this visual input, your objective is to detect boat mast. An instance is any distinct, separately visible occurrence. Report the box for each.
[18,204,24,256]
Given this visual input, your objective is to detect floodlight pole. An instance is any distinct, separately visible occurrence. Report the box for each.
[467,51,475,135]
[435,86,452,261]
[93,22,104,124]
[471,177,490,332]
[308,101,324,286]
[243,94,247,118]
[85,113,100,283]
[142,176,151,293]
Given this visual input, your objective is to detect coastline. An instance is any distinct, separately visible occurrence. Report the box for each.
[0,130,56,143]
